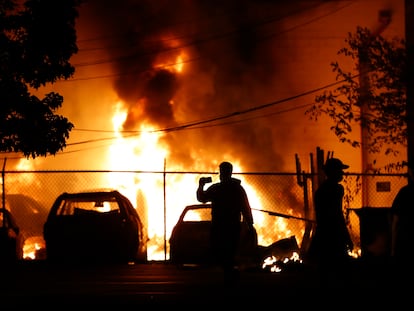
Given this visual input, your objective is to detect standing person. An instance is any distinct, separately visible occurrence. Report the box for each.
[390,160,414,274]
[197,161,255,284]
[307,157,354,283]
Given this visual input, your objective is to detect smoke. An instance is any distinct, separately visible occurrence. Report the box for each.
[73,0,329,172]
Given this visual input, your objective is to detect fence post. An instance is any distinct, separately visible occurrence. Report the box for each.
[1,157,6,228]
[163,158,167,261]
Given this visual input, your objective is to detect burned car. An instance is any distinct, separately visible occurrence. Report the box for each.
[0,208,23,262]
[44,190,147,264]
[5,194,48,260]
[169,204,260,267]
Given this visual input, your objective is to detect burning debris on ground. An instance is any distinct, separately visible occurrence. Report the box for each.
[259,235,305,273]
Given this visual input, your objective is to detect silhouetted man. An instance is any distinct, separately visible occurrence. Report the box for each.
[197,161,255,284]
[307,157,354,284]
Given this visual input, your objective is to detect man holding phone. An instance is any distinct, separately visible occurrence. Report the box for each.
[197,161,255,284]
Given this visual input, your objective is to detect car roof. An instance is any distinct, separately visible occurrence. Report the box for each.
[183,204,212,211]
[177,204,212,221]
[49,190,138,218]
[56,190,125,199]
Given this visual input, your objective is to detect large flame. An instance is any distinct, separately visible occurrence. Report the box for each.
[8,0,406,262]
[106,98,280,260]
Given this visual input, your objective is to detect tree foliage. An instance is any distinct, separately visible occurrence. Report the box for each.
[0,0,82,158]
[306,26,406,156]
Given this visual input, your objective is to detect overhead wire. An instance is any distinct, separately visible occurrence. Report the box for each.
[61,1,359,151]
[69,71,360,144]
[64,1,355,81]
[6,1,358,159]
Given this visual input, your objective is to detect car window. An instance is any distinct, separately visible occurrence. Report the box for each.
[183,207,211,221]
[55,198,120,215]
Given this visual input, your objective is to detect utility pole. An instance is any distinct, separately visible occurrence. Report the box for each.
[358,9,392,207]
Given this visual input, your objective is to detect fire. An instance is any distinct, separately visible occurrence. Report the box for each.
[262,251,302,273]
[105,104,277,260]
[112,102,128,131]
[155,53,186,73]
[15,3,308,261]
[105,102,295,261]
[152,34,187,74]
[3,1,405,267]
[23,236,46,260]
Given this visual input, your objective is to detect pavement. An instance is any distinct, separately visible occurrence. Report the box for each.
[0,258,410,308]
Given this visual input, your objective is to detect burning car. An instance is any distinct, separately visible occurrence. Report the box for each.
[0,208,23,262]
[43,190,148,264]
[4,194,48,260]
[169,204,260,268]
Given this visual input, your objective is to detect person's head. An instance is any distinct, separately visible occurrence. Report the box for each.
[323,158,349,182]
[219,161,233,181]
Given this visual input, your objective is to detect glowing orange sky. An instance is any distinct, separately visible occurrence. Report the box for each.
[17,0,403,174]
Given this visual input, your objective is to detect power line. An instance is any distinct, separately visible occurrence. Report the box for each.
[8,70,359,159]
[66,1,353,81]
[76,1,327,50]
[66,56,202,82]
[72,72,357,137]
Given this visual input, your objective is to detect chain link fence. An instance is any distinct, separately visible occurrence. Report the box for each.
[1,170,408,261]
